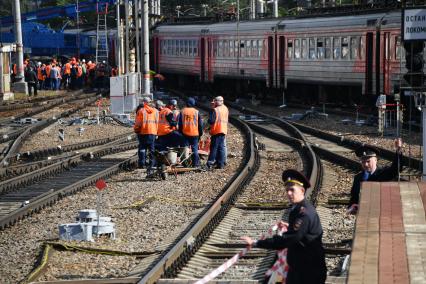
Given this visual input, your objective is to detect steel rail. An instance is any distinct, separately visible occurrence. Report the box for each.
[0,138,138,196]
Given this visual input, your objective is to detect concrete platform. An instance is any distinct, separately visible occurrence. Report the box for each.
[348,182,426,284]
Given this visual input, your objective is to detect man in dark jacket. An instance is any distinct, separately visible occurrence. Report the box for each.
[242,169,327,284]
[347,138,403,214]
[24,66,38,96]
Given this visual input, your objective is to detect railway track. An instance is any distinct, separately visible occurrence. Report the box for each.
[0,132,134,182]
[0,137,138,230]
[232,102,422,178]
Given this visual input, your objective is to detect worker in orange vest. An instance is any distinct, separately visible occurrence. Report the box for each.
[134,97,159,169]
[178,97,203,167]
[207,96,229,169]
[156,100,183,151]
[45,63,52,90]
[36,62,45,90]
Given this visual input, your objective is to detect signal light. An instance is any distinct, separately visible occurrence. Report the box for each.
[403,41,425,88]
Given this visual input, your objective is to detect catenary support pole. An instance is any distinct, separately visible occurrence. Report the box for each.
[135,0,140,73]
[143,0,150,95]
[12,0,27,94]
[116,0,122,75]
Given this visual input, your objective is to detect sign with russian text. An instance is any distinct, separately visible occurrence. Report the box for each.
[403,9,426,41]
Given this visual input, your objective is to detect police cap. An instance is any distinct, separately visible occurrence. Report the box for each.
[282,169,310,190]
[355,145,378,160]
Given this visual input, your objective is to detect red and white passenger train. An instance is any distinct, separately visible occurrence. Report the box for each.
[153,11,405,104]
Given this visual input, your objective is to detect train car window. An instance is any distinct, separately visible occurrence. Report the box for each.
[258,40,263,58]
[194,40,198,56]
[230,40,234,57]
[360,37,364,59]
[252,40,257,58]
[350,37,359,59]
[262,40,267,58]
[240,40,245,57]
[189,41,193,56]
[218,41,223,57]
[294,39,301,59]
[184,40,188,56]
[226,40,230,57]
[395,36,402,60]
[309,38,316,59]
[342,37,349,59]
[325,38,331,59]
[333,37,341,59]
[213,40,218,57]
[181,40,185,55]
[174,40,178,56]
[287,40,293,59]
[247,40,251,57]
[317,38,324,59]
[235,40,239,57]
[302,39,308,59]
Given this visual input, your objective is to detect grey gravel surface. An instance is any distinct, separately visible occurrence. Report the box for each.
[20,103,131,152]
[0,125,244,283]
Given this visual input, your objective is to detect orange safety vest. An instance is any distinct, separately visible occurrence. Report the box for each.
[181,107,199,137]
[37,68,44,80]
[157,108,174,136]
[210,105,229,135]
[134,105,159,135]
[64,63,71,75]
[45,65,51,77]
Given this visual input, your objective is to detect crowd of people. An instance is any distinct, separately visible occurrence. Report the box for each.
[133,95,229,170]
[12,57,118,96]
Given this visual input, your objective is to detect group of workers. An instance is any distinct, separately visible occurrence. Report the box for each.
[14,57,117,96]
[241,138,403,283]
[133,96,229,170]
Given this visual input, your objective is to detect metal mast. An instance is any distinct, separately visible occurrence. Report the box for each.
[95,1,109,64]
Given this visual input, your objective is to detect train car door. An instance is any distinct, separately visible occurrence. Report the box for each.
[200,38,206,82]
[279,36,285,89]
[268,36,274,87]
[365,32,373,95]
[375,30,381,95]
[383,32,391,95]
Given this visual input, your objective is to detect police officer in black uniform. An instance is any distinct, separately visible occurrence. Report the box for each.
[347,138,403,214]
[241,169,327,284]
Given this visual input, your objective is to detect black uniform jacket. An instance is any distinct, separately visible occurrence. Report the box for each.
[349,150,403,206]
[255,199,326,281]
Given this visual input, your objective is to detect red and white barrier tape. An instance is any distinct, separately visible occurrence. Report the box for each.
[194,222,289,284]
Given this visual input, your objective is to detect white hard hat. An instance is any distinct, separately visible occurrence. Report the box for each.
[37,62,42,66]
[82,59,86,63]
